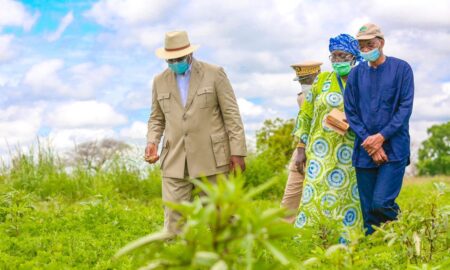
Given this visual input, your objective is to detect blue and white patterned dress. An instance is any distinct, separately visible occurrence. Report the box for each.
[294,71,363,236]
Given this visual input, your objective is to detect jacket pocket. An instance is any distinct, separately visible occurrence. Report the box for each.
[157,93,171,113]
[210,133,229,167]
[197,87,216,108]
[160,140,170,169]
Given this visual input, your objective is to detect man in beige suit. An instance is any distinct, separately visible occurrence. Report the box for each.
[145,31,247,233]
[280,61,321,223]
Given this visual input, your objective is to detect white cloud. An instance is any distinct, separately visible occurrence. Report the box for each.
[119,121,147,140]
[233,72,299,99]
[0,0,39,31]
[368,0,450,30]
[47,11,74,42]
[47,128,116,150]
[0,120,39,147]
[68,62,117,97]
[409,120,440,146]
[24,59,69,95]
[0,34,14,61]
[0,105,44,151]
[272,96,299,108]
[411,82,450,122]
[2,0,450,156]
[121,89,150,110]
[243,121,264,133]
[85,0,176,27]
[46,100,127,129]
[237,98,264,117]
[23,59,116,98]
[0,74,7,87]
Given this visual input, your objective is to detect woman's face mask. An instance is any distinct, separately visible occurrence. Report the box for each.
[329,51,355,76]
[332,61,352,76]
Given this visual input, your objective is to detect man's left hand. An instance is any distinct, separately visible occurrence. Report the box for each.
[362,133,385,156]
[371,147,388,165]
[230,156,246,173]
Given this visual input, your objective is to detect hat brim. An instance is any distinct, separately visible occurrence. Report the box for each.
[155,45,199,59]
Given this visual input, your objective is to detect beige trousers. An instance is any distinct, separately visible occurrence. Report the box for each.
[281,149,305,223]
[162,164,220,233]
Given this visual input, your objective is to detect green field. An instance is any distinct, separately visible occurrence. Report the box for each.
[0,151,449,269]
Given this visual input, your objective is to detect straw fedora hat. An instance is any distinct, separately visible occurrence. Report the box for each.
[155,31,199,60]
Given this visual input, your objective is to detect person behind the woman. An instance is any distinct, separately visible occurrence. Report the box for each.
[294,34,364,240]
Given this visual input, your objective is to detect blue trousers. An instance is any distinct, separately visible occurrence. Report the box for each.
[355,159,408,235]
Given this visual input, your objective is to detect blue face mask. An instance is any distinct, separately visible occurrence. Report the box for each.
[361,48,380,62]
[168,58,190,74]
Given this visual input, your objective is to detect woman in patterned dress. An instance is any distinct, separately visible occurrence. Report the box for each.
[294,34,364,238]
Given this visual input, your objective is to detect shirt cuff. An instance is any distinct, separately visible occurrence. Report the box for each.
[379,129,392,141]
[147,139,160,145]
[355,129,370,142]
[230,141,247,157]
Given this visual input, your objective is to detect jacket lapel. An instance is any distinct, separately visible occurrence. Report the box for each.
[165,70,183,108]
[184,60,203,110]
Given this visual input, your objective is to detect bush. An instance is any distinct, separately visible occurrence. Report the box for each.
[417,121,450,176]
[255,118,296,173]
[243,153,288,199]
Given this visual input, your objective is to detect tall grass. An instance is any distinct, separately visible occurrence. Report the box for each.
[1,145,162,202]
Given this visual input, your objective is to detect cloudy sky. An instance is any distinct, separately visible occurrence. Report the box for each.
[1,0,449,159]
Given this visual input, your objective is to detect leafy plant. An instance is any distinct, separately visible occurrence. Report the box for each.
[0,189,35,236]
[376,182,449,265]
[115,173,298,269]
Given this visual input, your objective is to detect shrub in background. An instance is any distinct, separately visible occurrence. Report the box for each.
[418,121,450,176]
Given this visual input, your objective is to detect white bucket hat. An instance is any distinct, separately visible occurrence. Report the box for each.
[155,31,199,60]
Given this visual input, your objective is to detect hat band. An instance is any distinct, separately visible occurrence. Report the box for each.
[165,44,191,52]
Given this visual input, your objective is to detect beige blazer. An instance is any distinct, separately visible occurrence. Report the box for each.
[147,60,247,179]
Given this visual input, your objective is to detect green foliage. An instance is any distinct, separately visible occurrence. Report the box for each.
[375,182,449,265]
[0,146,164,269]
[292,182,450,270]
[115,174,299,269]
[0,145,449,269]
[5,146,161,202]
[296,202,353,249]
[0,190,35,236]
[243,154,288,199]
[243,118,294,198]
[418,121,450,176]
[255,118,295,172]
